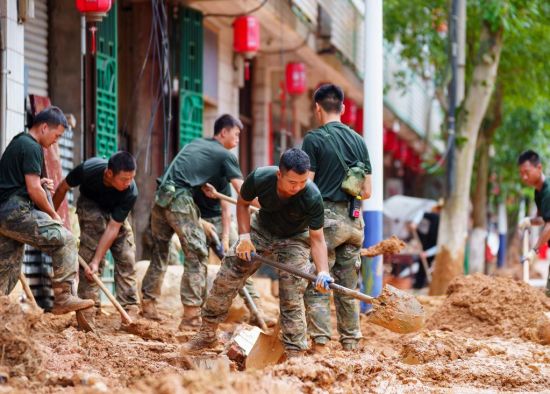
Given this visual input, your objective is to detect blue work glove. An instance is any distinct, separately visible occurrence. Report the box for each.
[315,271,334,293]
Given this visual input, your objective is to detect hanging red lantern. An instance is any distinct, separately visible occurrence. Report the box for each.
[384,130,399,154]
[75,0,112,22]
[355,107,363,135]
[285,62,306,95]
[233,16,260,58]
[341,98,357,127]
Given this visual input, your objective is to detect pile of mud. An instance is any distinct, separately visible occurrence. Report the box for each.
[0,296,43,377]
[361,235,405,257]
[427,273,550,341]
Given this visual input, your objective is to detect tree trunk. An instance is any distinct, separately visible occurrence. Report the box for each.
[429,25,503,295]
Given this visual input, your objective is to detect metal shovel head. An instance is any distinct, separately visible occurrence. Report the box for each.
[76,310,94,332]
[368,284,425,334]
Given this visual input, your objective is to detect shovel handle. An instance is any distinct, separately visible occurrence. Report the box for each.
[252,254,374,304]
[19,272,40,309]
[239,287,268,331]
[78,256,133,324]
[212,190,259,212]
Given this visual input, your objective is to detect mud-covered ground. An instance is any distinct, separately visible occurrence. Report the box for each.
[2,273,550,393]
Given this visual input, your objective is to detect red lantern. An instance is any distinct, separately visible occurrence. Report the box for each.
[285,62,306,95]
[355,107,363,135]
[75,0,112,22]
[341,98,357,126]
[233,16,260,58]
[384,129,399,154]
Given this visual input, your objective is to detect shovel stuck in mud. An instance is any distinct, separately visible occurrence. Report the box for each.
[252,254,425,334]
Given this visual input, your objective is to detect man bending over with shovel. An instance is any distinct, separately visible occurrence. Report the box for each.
[183,148,333,359]
[53,151,139,326]
[0,106,93,314]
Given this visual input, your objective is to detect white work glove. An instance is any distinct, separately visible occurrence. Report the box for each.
[524,248,538,264]
[518,217,532,231]
[315,271,334,293]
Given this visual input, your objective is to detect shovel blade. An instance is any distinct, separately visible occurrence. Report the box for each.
[246,326,285,370]
[76,310,94,332]
[368,285,425,334]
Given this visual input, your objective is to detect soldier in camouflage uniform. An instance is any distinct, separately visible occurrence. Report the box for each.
[0,107,94,314]
[194,185,274,327]
[302,84,372,351]
[183,149,333,358]
[53,151,139,324]
[141,114,248,329]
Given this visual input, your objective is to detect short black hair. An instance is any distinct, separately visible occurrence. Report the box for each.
[279,148,310,175]
[32,106,69,129]
[108,151,137,175]
[313,84,344,114]
[518,150,541,166]
[214,114,243,136]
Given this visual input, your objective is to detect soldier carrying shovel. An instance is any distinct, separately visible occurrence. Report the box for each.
[0,106,94,314]
[53,151,140,326]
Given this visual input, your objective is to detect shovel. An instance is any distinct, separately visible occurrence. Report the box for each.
[252,253,425,334]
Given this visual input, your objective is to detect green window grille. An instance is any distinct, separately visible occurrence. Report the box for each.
[178,6,203,148]
[96,6,118,159]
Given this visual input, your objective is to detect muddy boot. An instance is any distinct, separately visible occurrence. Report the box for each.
[51,282,95,315]
[125,305,141,321]
[310,342,329,355]
[141,299,161,321]
[342,341,358,351]
[178,306,202,331]
[284,349,305,360]
[180,321,219,353]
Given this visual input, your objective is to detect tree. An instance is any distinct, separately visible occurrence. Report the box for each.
[384,0,549,294]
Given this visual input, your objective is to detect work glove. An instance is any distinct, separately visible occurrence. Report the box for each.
[236,235,256,261]
[518,217,532,231]
[315,271,334,293]
[523,248,538,264]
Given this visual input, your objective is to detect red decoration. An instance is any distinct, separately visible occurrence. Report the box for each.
[341,98,357,127]
[355,107,363,135]
[285,62,306,95]
[383,129,400,154]
[233,16,260,58]
[75,0,112,22]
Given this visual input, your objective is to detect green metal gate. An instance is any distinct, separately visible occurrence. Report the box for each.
[96,6,118,158]
[178,6,203,148]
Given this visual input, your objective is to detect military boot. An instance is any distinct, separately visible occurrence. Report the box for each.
[178,305,202,331]
[51,282,95,315]
[310,341,330,355]
[180,321,219,353]
[141,299,161,321]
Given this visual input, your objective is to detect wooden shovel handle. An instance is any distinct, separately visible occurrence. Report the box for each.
[78,255,132,324]
[19,272,40,309]
[212,190,259,212]
[252,254,374,304]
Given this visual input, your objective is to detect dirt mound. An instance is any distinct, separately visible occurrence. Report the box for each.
[0,296,43,377]
[122,318,176,342]
[427,273,550,341]
[125,359,299,394]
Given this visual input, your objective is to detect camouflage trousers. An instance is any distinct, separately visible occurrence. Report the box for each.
[304,201,363,346]
[76,195,138,308]
[203,215,260,301]
[0,195,77,295]
[141,190,209,307]
[203,215,313,351]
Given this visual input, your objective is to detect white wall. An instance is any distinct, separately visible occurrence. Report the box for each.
[1,0,25,149]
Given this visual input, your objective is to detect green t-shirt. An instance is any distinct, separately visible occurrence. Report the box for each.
[240,166,324,237]
[193,182,232,219]
[535,178,550,222]
[66,158,138,223]
[161,138,242,192]
[302,121,371,202]
[0,132,44,204]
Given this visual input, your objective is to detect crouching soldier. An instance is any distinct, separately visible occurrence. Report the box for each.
[0,106,94,314]
[53,151,140,325]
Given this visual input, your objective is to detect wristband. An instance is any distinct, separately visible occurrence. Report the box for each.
[239,233,251,241]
